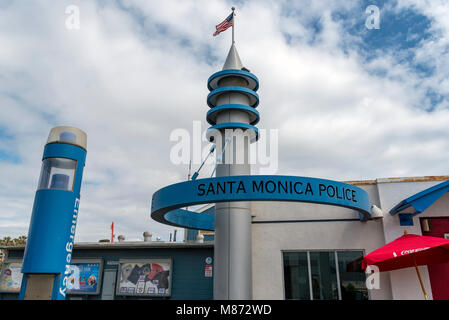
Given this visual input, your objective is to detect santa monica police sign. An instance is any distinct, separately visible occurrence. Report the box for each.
[151,175,372,231]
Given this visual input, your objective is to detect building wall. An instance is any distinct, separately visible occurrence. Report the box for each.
[0,245,214,300]
[250,183,392,300]
[2,177,449,301]
[377,179,449,300]
[251,178,449,300]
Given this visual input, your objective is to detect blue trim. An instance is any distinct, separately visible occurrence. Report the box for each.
[150,175,372,230]
[207,86,259,108]
[207,69,259,91]
[207,122,259,142]
[43,142,86,162]
[18,275,28,300]
[390,180,449,215]
[207,104,260,125]
[165,209,215,231]
[52,275,64,300]
[398,214,415,226]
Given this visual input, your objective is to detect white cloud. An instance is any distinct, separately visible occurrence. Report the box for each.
[0,0,448,242]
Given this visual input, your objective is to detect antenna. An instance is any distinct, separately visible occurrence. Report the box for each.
[111,222,114,243]
[191,144,215,180]
[188,158,192,181]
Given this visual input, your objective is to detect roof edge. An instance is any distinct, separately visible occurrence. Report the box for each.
[0,241,214,251]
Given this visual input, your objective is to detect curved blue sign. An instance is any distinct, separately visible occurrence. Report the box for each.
[151,175,372,231]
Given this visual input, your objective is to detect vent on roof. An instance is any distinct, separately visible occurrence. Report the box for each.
[196,234,204,243]
[143,231,152,242]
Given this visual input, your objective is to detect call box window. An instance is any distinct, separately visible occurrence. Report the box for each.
[38,158,77,191]
[283,250,368,300]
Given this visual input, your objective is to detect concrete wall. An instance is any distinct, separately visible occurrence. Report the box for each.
[250,182,392,300]
[251,178,449,300]
[377,178,449,300]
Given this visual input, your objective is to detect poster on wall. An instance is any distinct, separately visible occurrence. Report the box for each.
[67,260,103,295]
[116,259,172,297]
[0,260,23,293]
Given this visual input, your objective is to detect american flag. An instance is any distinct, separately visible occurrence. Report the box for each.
[213,12,234,36]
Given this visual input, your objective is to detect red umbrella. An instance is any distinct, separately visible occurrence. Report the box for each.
[362,231,449,300]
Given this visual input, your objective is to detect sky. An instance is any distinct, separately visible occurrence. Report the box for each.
[0,0,448,242]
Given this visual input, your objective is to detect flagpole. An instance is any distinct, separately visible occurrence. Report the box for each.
[232,7,235,44]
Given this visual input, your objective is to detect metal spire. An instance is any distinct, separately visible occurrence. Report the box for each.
[222,42,243,70]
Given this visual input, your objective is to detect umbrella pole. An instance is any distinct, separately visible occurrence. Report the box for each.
[413,258,428,300]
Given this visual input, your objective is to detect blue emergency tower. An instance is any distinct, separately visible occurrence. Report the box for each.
[19,126,87,300]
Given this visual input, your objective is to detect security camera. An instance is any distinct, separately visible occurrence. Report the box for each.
[370,205,384,219]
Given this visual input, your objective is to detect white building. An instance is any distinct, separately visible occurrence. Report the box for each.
[190,175,449,300]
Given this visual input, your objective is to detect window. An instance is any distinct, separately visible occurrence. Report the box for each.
[283,252,309,300]
[309,252,339,300]
[337,251,369,300]
[38,158,77,191]
[283,250,369,300]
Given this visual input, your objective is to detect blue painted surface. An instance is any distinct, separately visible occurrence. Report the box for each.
[207,69,259,91]
[21,190,79,273]
[205,62,261,151]
[390,180,449,215]
[207,122,259,142]
[165,208,215,231]
[151,175,372,231]
[398,213,415,226]
[207,104,260,125]
[207,86,259,108]
[185,207,215,241]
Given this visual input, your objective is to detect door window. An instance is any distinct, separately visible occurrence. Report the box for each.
[283,250,368,300]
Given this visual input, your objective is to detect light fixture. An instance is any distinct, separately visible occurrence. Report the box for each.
[371,204,384,219]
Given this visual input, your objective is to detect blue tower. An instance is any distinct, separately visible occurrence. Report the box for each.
[206,44,260,144]
[19,126,87,300]
[149,10,372,300]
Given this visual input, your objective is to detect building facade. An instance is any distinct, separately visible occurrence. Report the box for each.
[0,242,213,300]
[184,175,449,300]
[252,175,449,300]
[2,176,449,300]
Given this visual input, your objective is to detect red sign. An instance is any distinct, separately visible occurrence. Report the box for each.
[205,265,213,277]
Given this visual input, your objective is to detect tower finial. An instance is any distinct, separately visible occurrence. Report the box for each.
[231,7,235,44]
[222,43,243,70]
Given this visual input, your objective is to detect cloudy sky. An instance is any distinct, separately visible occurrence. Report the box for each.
[0,0,448,242]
